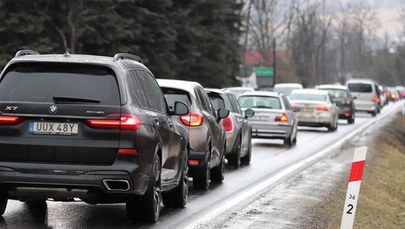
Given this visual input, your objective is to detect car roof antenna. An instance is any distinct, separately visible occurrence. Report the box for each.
[64,50,70,57]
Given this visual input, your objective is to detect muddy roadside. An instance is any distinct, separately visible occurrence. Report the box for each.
[198,111,405,229]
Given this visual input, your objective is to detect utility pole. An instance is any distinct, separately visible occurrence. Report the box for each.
[242,0,253,78]
[273,38,276,86]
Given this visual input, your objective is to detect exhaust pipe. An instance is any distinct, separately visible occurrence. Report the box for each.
[102,179,130,191]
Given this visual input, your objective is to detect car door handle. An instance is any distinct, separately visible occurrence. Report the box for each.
[168,122,174,128]
[154,117,160,126]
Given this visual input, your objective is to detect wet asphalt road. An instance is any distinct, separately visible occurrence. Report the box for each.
[0,102,401,229]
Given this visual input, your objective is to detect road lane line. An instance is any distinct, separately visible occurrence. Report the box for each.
[184,104,400,229]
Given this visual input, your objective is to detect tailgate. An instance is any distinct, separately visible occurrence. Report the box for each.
[0,63,122,165]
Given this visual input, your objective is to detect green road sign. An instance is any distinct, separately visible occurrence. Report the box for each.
[255,67,273,77]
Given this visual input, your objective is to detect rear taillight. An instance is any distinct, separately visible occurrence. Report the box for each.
[0,115,23,125]
[391,94,397,99]
[401,91,405,96]
[385,91,390,96]
[316,105,331,111]
[188,159,200,165]
[180,113,204,126]
[371,96,380,103]
[275,113,288,122]
[221,116,233,132]
[86,114,141,130]
[118,148,138,154]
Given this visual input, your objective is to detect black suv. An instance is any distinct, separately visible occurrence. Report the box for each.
[0,50,190,222]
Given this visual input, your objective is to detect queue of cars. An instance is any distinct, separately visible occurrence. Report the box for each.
[0,51,403,223]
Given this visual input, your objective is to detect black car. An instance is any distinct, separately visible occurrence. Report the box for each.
[317,84,356,124]
[0,50,190,222]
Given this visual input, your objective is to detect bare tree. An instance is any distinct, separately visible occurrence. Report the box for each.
[248,0,293,65]
[286,0,333,86]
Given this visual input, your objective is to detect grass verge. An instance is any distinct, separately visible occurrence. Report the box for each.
[306,112,405,229]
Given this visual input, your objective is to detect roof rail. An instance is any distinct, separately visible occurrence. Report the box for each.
[113,53,142,63]
[15,50,40,57]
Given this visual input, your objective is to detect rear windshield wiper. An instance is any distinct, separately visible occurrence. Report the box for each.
[254,105,273,109]
[53,96,100,104]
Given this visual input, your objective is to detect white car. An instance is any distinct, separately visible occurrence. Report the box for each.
[289,89,339,132]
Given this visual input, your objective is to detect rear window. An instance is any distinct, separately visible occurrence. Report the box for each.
[348,83,372,93]
[161,87,191,111]
[239,96,281,109]
[207,93,225,110]
[289,93,327,101]
[0,63,120,105]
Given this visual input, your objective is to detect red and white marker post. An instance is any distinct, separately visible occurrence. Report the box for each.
[340,147,368,229]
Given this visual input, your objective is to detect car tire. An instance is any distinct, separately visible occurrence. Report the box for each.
[334,118,338,131]
[193,151,211,190]
[163,148,189,208]
[229,135,241,168]
[0,190,7,216]
[348,114,355,124]
[371,111,377,117]
[284,135,293,147]
[291,127,297,145]
[127,154,162,222]
[211,154,225,183]
[241,141,252,165]
[327,124,334,132]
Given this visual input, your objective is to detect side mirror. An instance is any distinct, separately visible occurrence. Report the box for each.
[173,101,189,116]
[217,108,229,122]
[244,108,255,118]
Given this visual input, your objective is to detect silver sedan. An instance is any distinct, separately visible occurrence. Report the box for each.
[238,91,298,147]
[289,89,339,132]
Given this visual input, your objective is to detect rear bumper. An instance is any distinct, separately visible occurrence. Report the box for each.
[353,101,378,112]
[296,113,334,126]
[337,106,354,119]
[251,123,292,139]
[0,161,149,202]
[188,149,209,176]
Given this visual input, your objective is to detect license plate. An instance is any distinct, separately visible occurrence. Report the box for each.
[29,122,79,135]
[301,108,312,112]
[250,116,269,121]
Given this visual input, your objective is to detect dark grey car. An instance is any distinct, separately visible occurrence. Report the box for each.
[317,84,356,124]
[0,50,190,222]
[206,89,255,168]
[158,79,229,190]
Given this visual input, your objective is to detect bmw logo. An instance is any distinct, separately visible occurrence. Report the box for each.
[49,105,58,114]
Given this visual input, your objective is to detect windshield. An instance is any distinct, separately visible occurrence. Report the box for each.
[320,89,349,98]
[239,96,281,109]
[0,63,120,105]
